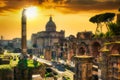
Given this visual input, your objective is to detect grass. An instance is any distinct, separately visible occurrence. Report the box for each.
[10,55,19,67]
[0,64,12,71]
[0,53,44,80]
[0,53,19,73]
[0,54,4,58]
[0,53,41,69]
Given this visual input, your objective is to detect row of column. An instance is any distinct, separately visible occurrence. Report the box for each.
[74,54,120,80]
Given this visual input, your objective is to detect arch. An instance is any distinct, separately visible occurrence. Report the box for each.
[91,41,101,57]
[78,42,88,55]
[110,44,120,54]
[79,47,86,55]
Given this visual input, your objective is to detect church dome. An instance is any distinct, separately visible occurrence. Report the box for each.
[46,16,56,32]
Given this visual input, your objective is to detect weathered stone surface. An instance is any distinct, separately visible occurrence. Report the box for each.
[0,69,14,80]
[74,55,94,80]
[108,54,120,80]
[32,75,43,80]
[14,63,45,80]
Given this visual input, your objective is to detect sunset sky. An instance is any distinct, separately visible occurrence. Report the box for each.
[0,0,120,40]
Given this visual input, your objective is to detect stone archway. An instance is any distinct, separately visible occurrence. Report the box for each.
[79,47,85,55]
[110,44,120,54]
[78,42,88,56]
[91,42,101,57]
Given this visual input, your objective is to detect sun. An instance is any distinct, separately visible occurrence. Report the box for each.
[25,6,38,18]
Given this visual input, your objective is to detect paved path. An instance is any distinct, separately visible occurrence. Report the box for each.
[63,69,74,80]
[33,56,52,66]
[34,56,74,80]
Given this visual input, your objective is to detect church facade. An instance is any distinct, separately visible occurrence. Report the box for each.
[31,17,65,55]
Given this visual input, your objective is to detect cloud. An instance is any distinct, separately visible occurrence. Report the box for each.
[0,1,6,7]
[0,0,42,15]
[0,0,120,15]
[55,0,120,13]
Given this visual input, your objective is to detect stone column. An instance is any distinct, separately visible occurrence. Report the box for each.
[21,9,27,57]
[108,54,120,80]
[99,50,109,80]
[44,49,51,61]
[74,56,93,80]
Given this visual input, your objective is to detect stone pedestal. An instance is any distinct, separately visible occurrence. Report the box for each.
[74,56,93,80]
[108,54,120,80]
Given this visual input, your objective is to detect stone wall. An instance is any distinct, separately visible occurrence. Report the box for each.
[14,63,45,80]
[108,54,120,80]
[0,67,14,80]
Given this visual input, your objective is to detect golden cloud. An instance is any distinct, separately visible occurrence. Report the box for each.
[0,0,120,15]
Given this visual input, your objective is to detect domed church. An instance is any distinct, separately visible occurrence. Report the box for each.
[31,16,65,54]
[46,16,56,32]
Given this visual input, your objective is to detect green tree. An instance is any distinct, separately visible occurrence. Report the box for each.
[100,13,115,31]
[89,14,101,35]
[108,23,120,36]
[89,13,115,37]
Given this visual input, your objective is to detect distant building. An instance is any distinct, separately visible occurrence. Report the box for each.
[77,31,93,39]
[0,37,21,53]
[0,40,12,48]
[31,16,65,56]
[12,38,21,49]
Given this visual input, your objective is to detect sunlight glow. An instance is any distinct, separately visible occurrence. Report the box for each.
[25,6,38,18]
